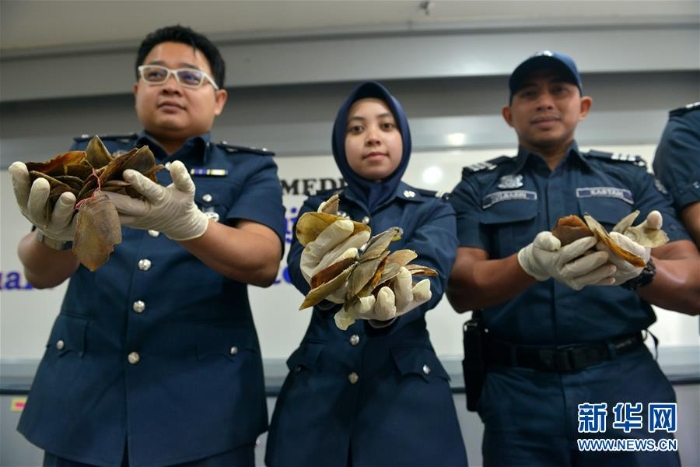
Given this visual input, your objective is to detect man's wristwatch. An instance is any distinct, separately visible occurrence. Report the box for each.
[621,258,656,291]
[36,231,73,251]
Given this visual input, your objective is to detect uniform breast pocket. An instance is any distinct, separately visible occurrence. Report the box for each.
[285,342,325,374]
[577,197,634,231]
[196,323,259,363]
[193,178,241,224]
[481,197,539,257]
[391,346,450,384]
[46,314,88,358]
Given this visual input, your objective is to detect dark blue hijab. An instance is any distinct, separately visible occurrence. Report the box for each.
[331,81,412,211]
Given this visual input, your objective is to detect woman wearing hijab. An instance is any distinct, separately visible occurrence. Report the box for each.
[265,81,468,467]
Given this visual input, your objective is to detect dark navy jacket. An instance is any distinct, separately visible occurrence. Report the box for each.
[266,81,467,466]
[449,143,690,345]
[265,185,467,467]
[653,102,700,211]
[17,132,285,467]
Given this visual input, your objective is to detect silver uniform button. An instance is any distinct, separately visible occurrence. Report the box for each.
[148,230,160,237]
[348,372,359,384]
[349,334,360,346]
[202,194,213,203]
[403,190,416,198]
[361,216,370,224]
[132,301,146,313]
[56,340,65,350]
[423,364,431,375]
[128,352,140,365]
[230,346,238,355]
[138,259,152,271]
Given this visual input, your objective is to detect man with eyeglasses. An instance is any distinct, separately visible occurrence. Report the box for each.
[9,25,285,467]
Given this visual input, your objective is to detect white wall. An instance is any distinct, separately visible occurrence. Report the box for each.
[2,145,698,365]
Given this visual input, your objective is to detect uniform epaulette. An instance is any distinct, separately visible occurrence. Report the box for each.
[217,141,275,156]
[73,133,138,143]
[584,150,647,167]
[413,187,450,200]
[670,102,700,118]
[462,155,512,175]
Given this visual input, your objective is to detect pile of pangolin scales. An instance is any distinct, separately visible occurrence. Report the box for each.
[26,136,162,271]
[552,211,668,267]
[295,195,437,329]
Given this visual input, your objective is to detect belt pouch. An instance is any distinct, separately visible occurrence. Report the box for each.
[462,310,487,412]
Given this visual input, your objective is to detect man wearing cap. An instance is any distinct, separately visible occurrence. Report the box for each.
[653,102,700,247]
[447,51,700,465]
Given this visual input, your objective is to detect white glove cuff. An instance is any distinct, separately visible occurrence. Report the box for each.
[517,246,549,281]
[368,318,397,328]
[36,231,73,251]
[166,213,211,241]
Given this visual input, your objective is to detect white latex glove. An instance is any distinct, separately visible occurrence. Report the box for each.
[613,211,664,240]
[597,231,651,285]
[392,267,432,315]
[300,219,370,302]
[334,293,390,331]
[617,210,664,244]
[104,160,209,241]
[9,161,77,242]
[334,267,432,329]
[334,295,377,330]
[518,231,615,290]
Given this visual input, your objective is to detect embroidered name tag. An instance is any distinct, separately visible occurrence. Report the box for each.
[482,190,537,209]
[576,187,633,204]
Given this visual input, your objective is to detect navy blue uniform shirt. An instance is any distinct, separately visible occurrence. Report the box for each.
[653,102,700,211]
[449,143,690,345]
[265,184,468,467]
[18,132,286,467]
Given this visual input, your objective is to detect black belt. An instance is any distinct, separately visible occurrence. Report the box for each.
[486,332,645,373]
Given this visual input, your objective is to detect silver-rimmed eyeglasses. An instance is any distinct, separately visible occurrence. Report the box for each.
[138,65,219,90]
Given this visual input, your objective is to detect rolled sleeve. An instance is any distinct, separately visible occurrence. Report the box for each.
[449,178,488,249]
[228,156,286,246]
[653,111,700,210]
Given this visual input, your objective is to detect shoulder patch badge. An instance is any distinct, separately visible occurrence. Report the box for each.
[497,174,523,189]
[654,178,669,195]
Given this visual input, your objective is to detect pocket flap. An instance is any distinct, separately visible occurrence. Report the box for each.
[48,315,88,357]
[481,195,538,225]
[391,346,450,382]
[577,194,634,228]
[196,323,259,361]
[285,343,324,372]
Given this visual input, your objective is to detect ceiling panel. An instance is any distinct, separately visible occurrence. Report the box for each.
[2,0,698,53]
